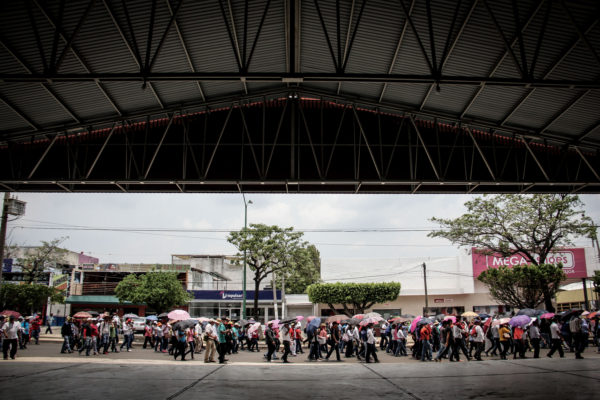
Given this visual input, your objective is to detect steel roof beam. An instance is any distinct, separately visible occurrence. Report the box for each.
[102,0,165,109]
[460,0,545,118]
[164,0,205,101]
[398,0,435,76]
[0,38,81,124]
[420,0,478,110]
[34,0,123,117]
[2,72,599,88]
[499,15,599,127]
[0,93,41,131]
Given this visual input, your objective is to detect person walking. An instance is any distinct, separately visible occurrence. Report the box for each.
[265,322,276,362]
[19,317,30,349]
[60,317,73,353]
[486,322,500,356]
[325,321,342,361]
[217,317,229,364]
[203,320,217,363]
[280,322,292,363]
[498,322,511,360]
[547,317,565,358]
[173,325,187,361]
[420,323,432,361]
[30,315,41,345]
[143,322,153,349]
[120,319,133,352]
[364,323,379,363]
[2,315,21,360]
[99,317,111,354]
[529,319,541,358]
[78,319,92,356]
[569,315,584,359]
[513,325,526,359]
[473,320,485,361]
[45,313,54,334]
[451,321,471,361]
[435,320,452,362]
[295,323,304,354]
[194,322,203,354]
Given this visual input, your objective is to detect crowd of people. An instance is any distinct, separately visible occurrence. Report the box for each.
[2,310,600,364]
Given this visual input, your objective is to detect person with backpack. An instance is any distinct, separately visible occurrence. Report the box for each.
[173,325,187,361]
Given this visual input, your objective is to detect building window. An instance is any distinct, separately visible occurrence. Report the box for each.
[426,306,465,316]
[472,305,513,315]
[556,302,585,312]
[188,302,219,318]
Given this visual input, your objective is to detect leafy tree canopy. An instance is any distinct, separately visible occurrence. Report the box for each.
[429,194,596,265]
[477,264,566,311]
[17,238,69,284]
[228,224,311,318]
[276,244,321,294]
[0,283,64,314]
[115,271,192,314]
[307,282,401,317]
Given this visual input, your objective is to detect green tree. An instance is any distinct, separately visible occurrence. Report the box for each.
[276,244,321,294]
[307,282,401,317]
[429,194,596,311]
[227,224,308,319]
[115,272,192,314]
[477,264,566,311]
[592,270,600,294]
[18,238,69,284]
[0,284,64,314]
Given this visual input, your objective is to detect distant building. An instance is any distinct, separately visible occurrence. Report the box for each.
[318,247,600,318]
[172,254,281,322]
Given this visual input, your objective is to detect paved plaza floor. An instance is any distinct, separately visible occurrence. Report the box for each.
[1,334,598,399]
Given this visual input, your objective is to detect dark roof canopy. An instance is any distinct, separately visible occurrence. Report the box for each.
[1,0,599,193]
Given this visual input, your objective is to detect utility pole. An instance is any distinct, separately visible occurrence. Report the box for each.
[422,262,429,316]
[582,278,590,311]
[281,274,286,319]
[272,271,279,320]
[242,194,252,319]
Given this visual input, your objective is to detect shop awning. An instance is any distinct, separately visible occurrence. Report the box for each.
[65,295,140,305]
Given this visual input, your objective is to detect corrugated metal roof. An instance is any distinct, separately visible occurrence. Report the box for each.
[1,0,599,153]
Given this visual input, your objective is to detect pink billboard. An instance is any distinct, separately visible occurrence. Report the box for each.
[472,247,587,278]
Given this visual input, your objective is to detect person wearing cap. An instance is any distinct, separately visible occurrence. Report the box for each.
[2,315,21,360]
[120,318,133,352]
[264,321,276,362]
[325,321,342,362]
[203,319,217,363]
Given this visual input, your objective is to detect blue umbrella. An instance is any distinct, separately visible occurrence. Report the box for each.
[145,315,158,321]
[307,317,321,334]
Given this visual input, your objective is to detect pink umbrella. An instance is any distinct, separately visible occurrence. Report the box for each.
[353,314,365,320]
[359,317,382,326]
[167,309,190,321]
[410,316,422,333]
[443,315,457,323]
[296,316,305,321]
[306,316,317,322]
[540,313,555,319]
[268,319,280,328]
[247,322,261,335]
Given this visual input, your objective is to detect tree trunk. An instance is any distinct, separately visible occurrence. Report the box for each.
[544,294,555,313]
[253,279,261,320]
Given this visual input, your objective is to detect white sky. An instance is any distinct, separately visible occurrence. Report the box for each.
[6,193,600,265]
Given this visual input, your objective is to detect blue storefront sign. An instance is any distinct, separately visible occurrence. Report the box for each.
[191,289,281,301]
[2,258,12,273]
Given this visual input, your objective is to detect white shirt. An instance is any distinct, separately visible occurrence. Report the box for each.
[397,328,405,340]
[2,321,21,339]
[281,326,291,342]
[474,325,485,342]
[452,325,462,339]
[205,323,217,339]
[194,324,203,336]
[491,325,499,339]
[550,322,561,339]
[529,325,540,339]
[122,323,132,335]
[352,326,360,341]
[366,328,375,344]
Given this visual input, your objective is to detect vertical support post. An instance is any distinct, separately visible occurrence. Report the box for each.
[0,192,9,287]
[272,271,279,320]
[582,278,589,310]
[281,275,286,319]
[423,262,428,316]
[242,193,251,319]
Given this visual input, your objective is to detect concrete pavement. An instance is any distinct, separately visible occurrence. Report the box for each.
[1,335,598,399]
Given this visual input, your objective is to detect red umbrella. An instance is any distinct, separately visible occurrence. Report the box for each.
[73,311,92,319]
[0,310,21,318]
[353,314,365,320]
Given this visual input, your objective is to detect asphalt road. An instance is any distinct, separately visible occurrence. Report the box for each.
[1,333,598,399]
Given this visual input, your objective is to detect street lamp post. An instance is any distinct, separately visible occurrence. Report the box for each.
[242,194,252,319]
